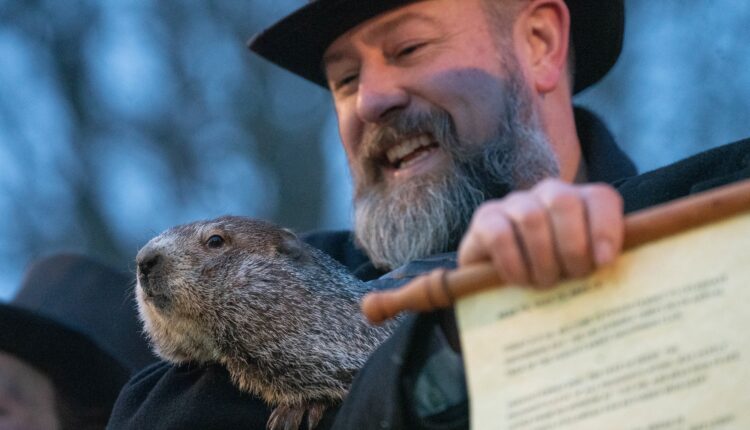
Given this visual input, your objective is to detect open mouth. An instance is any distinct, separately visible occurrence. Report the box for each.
[384,134,440,169]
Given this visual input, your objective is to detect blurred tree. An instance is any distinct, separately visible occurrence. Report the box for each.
[0,0,748,298]
[0,0,336,298]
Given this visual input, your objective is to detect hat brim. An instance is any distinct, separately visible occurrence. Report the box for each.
[0,304,130,411]
[249,0,624,94]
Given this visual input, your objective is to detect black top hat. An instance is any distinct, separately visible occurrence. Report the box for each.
[0,254,156,418]
[249,0,624,94]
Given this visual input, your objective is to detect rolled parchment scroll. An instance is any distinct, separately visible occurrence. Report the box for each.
[361,179,750,324]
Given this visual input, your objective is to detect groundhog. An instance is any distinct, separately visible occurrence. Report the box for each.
[135,216,396,430]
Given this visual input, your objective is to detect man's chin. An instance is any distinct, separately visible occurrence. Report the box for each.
[353,170,483,270]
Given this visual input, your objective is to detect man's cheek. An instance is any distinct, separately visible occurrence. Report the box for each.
[428,70,506,142]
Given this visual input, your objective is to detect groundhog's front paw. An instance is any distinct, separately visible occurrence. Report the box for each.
[267,402,328,430]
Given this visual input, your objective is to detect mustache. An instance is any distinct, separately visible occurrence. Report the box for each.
[360,109,456,159]
[354,109,460,189]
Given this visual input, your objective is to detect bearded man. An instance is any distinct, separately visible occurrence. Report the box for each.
[107,0,750,429]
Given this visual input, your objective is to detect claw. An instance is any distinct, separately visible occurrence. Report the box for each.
[266,402,329,430]
[305,403,327,430]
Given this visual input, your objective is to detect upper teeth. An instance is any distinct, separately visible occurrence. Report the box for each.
[386,135,433,165]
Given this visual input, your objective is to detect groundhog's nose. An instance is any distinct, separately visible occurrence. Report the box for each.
[136,246,171,309]
[137,249,162,278]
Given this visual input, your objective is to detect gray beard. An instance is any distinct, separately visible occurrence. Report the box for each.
[352,73,560,271]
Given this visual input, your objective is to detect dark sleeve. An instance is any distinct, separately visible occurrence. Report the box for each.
[332,254,470,430]
[106,361,339,430]
[615,137,750,213]
[331,312,469,430]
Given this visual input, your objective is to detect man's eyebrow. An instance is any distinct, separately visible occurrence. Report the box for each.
[322,50,350,69]
[363,12,440,43]
[323,12,440,67]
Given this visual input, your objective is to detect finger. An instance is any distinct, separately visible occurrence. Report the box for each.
[458,203,530,285]
[581,183,625,267]
[536,180,593,278]
[501,193,560,287]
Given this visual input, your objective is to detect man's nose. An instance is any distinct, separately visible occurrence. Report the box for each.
[355,66,409,123]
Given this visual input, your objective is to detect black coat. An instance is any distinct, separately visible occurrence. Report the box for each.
[332,137,750,430]
[106,125,750,430]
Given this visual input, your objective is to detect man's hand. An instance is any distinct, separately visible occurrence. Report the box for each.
[458,179,624,287]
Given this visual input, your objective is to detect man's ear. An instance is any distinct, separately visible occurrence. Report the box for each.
[515,0,570,94]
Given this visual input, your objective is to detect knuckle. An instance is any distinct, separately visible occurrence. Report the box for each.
[546,189,583,214]
[487,226,514,251]
[584,183,623,204]
[501,191,526,207]
[473,200,504,220]
[515,205,546,230]
[534,177,565,192]
[471,214,511,245]
[472,212,509,238]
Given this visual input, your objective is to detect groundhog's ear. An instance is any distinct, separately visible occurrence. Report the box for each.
[277,229,309,261]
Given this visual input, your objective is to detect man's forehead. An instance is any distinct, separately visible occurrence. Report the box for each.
[323,8,443,65]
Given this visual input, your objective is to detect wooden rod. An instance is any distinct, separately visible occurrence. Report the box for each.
[361,179,750,324]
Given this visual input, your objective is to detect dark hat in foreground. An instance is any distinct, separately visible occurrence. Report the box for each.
[0,254,156,414]
[249,0,624,94]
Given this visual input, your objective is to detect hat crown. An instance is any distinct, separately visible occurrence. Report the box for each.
[249,0,624,93]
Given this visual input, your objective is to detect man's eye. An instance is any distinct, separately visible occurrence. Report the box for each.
[396,42,426,58]
[335,73,359,90]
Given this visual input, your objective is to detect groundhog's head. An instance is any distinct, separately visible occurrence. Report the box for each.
[135,216,310,364]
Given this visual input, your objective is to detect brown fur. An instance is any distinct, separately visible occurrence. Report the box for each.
[135,216,395,430]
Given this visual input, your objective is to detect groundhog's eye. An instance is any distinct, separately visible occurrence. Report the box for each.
[206,234,225,249]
